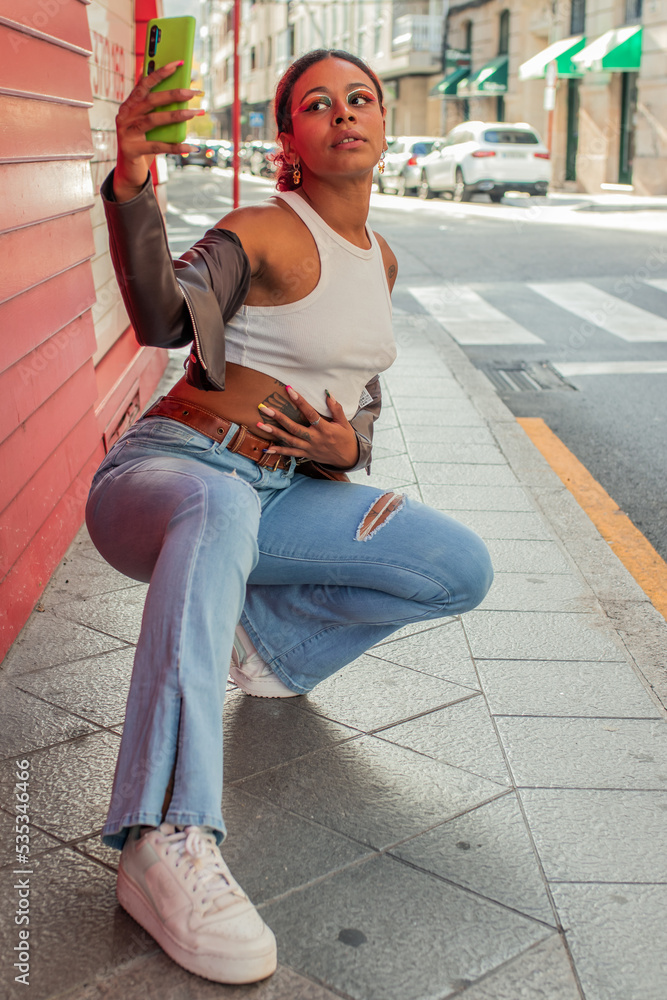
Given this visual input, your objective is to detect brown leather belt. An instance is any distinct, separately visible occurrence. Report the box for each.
[142,396,292,470]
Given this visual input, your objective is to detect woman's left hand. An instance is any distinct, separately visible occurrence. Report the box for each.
[256,386,359,469]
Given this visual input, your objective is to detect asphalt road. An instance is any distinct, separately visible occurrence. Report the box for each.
[165,164,667,561]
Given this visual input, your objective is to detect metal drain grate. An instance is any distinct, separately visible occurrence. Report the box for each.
[479,361,577,393]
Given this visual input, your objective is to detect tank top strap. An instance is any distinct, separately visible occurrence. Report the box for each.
[272,190,376,260]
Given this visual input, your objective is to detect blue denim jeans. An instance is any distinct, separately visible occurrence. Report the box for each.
[86,417,493,849]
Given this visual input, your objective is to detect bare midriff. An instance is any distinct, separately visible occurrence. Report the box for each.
[166,363,312,439]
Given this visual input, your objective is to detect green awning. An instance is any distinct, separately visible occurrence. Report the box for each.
[458,56,508,97]
[430,65,470,97]
[518,35,586,81]
[572,24,642,73]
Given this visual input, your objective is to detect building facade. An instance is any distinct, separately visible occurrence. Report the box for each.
[441,0,666,194]
[201,0,447,142]
[0,0,168,659]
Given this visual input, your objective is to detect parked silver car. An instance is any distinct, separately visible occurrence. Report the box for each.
[378,136,441,196]
[418,121,551,202]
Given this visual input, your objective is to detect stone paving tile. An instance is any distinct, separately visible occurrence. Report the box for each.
[260,854,552,1000]
[43,549,142,608]
[550,883,667,1000]
[478,572,599,614]
[408,442,507,465]
[464,611,626,662]
[484,538,572,574]
[457,934,581,1000]
[419,483,534,512]
[0,679,98,759]
[351,452,415,483]
[519,789,667,882]
[222,688,360,783]
[372,617,459,645]
[52,587,147,644]
[13,646,135,728]
[413,462,520,487]
[367,620,479,690]
[438,510,555,541]
[0,731,120,842]
[391,793,555,925]
[1,612,128,678]
[498,717,667,789]
[220,786,372,904]
[293,652,476,733]
[477,659,660,719]
[402,424,496,444]
[237,735,504,851]
[377,695,511,786]
[76,833,122,871]
[59,957,343,1000]
[0,805,60,865]
[0,848,155,1000]
[388,378,464,398]
[398,401,487,426]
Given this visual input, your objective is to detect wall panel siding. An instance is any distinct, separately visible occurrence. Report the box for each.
[1,0,166,659]
[0,161,95,232]
[0,263,96,371]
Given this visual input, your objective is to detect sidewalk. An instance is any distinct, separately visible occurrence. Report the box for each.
[1,306,666,1000]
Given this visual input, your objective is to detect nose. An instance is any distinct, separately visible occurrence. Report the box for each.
[332,98,356,125]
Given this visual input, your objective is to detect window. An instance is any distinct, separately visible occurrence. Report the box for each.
[411,141,437,156]
[625,0,642,23]
[498,10,509,56]
[570,0,586,35]
[483,128,539,144]
[250,46,256,71]
[464,20,472,54]
[267,35,272,66]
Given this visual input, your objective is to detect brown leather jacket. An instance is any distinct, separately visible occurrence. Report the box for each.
[101,169,382,473]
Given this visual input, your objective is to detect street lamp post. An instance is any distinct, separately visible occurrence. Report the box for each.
[232,0,241,208]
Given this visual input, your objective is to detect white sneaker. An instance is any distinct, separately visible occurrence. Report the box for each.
[230,626,300,698]
[117,824,277,984]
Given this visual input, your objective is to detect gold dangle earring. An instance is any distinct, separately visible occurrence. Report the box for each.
[292,161,301,186]
[378,150,386,174]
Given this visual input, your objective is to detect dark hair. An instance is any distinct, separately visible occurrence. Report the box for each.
[271,49,384,192]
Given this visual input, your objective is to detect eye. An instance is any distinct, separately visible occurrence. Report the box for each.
[305,95,332,111]
[348,90,376,106]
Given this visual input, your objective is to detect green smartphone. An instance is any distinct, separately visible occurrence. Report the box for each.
[142,16,196,144]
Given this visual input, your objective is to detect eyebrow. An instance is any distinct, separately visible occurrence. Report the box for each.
[296,82,375,104]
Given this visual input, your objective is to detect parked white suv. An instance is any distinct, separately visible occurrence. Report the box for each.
[378,136,441,196]
[418,121,551,202]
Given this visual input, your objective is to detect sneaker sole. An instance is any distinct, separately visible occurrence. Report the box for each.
[229,663,301,698]
[117,864,277,984]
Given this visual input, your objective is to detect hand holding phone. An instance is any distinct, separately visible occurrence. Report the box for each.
[142,16,196,143]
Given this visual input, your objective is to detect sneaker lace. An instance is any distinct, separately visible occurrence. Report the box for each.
[160,826,247,913]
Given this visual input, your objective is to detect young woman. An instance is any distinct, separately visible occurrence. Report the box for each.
[87,49,493,986]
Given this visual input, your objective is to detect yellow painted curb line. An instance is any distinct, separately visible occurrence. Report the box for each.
[517,417,667,622]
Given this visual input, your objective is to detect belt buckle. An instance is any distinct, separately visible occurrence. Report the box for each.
[272,454,283,471]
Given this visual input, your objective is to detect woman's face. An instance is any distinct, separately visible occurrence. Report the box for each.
[282,57,386,183]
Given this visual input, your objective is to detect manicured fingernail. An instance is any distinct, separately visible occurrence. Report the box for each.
[195,110,206,116]
[258,404,276,416]
[257,422,273,432]
[325,389,331,398]
[176,61,185,67]
[263,448,276,454]
[286,385,298,400]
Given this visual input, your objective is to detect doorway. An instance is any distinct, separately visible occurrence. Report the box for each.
[565,79,580,181]
[619,71,638,185]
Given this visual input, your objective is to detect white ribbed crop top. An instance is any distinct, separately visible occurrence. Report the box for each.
[223,190,396,418]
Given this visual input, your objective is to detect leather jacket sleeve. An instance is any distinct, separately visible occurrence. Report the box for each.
[100,168,381,471]
[101,169,251,390]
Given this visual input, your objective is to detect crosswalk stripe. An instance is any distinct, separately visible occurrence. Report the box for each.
[408,285,544,345]
[553,361,667,376]
[529,281,667,342]
[645,278,667,295]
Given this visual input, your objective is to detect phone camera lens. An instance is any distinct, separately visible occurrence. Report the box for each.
[148,60,155,73]
[149,25,158,57]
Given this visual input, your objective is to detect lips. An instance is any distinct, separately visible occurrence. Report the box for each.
[332,130,365,147]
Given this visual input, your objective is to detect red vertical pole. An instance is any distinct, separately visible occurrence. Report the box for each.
[232,0,241,209]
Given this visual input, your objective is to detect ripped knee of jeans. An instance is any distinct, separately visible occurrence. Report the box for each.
[356,492,406,542]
